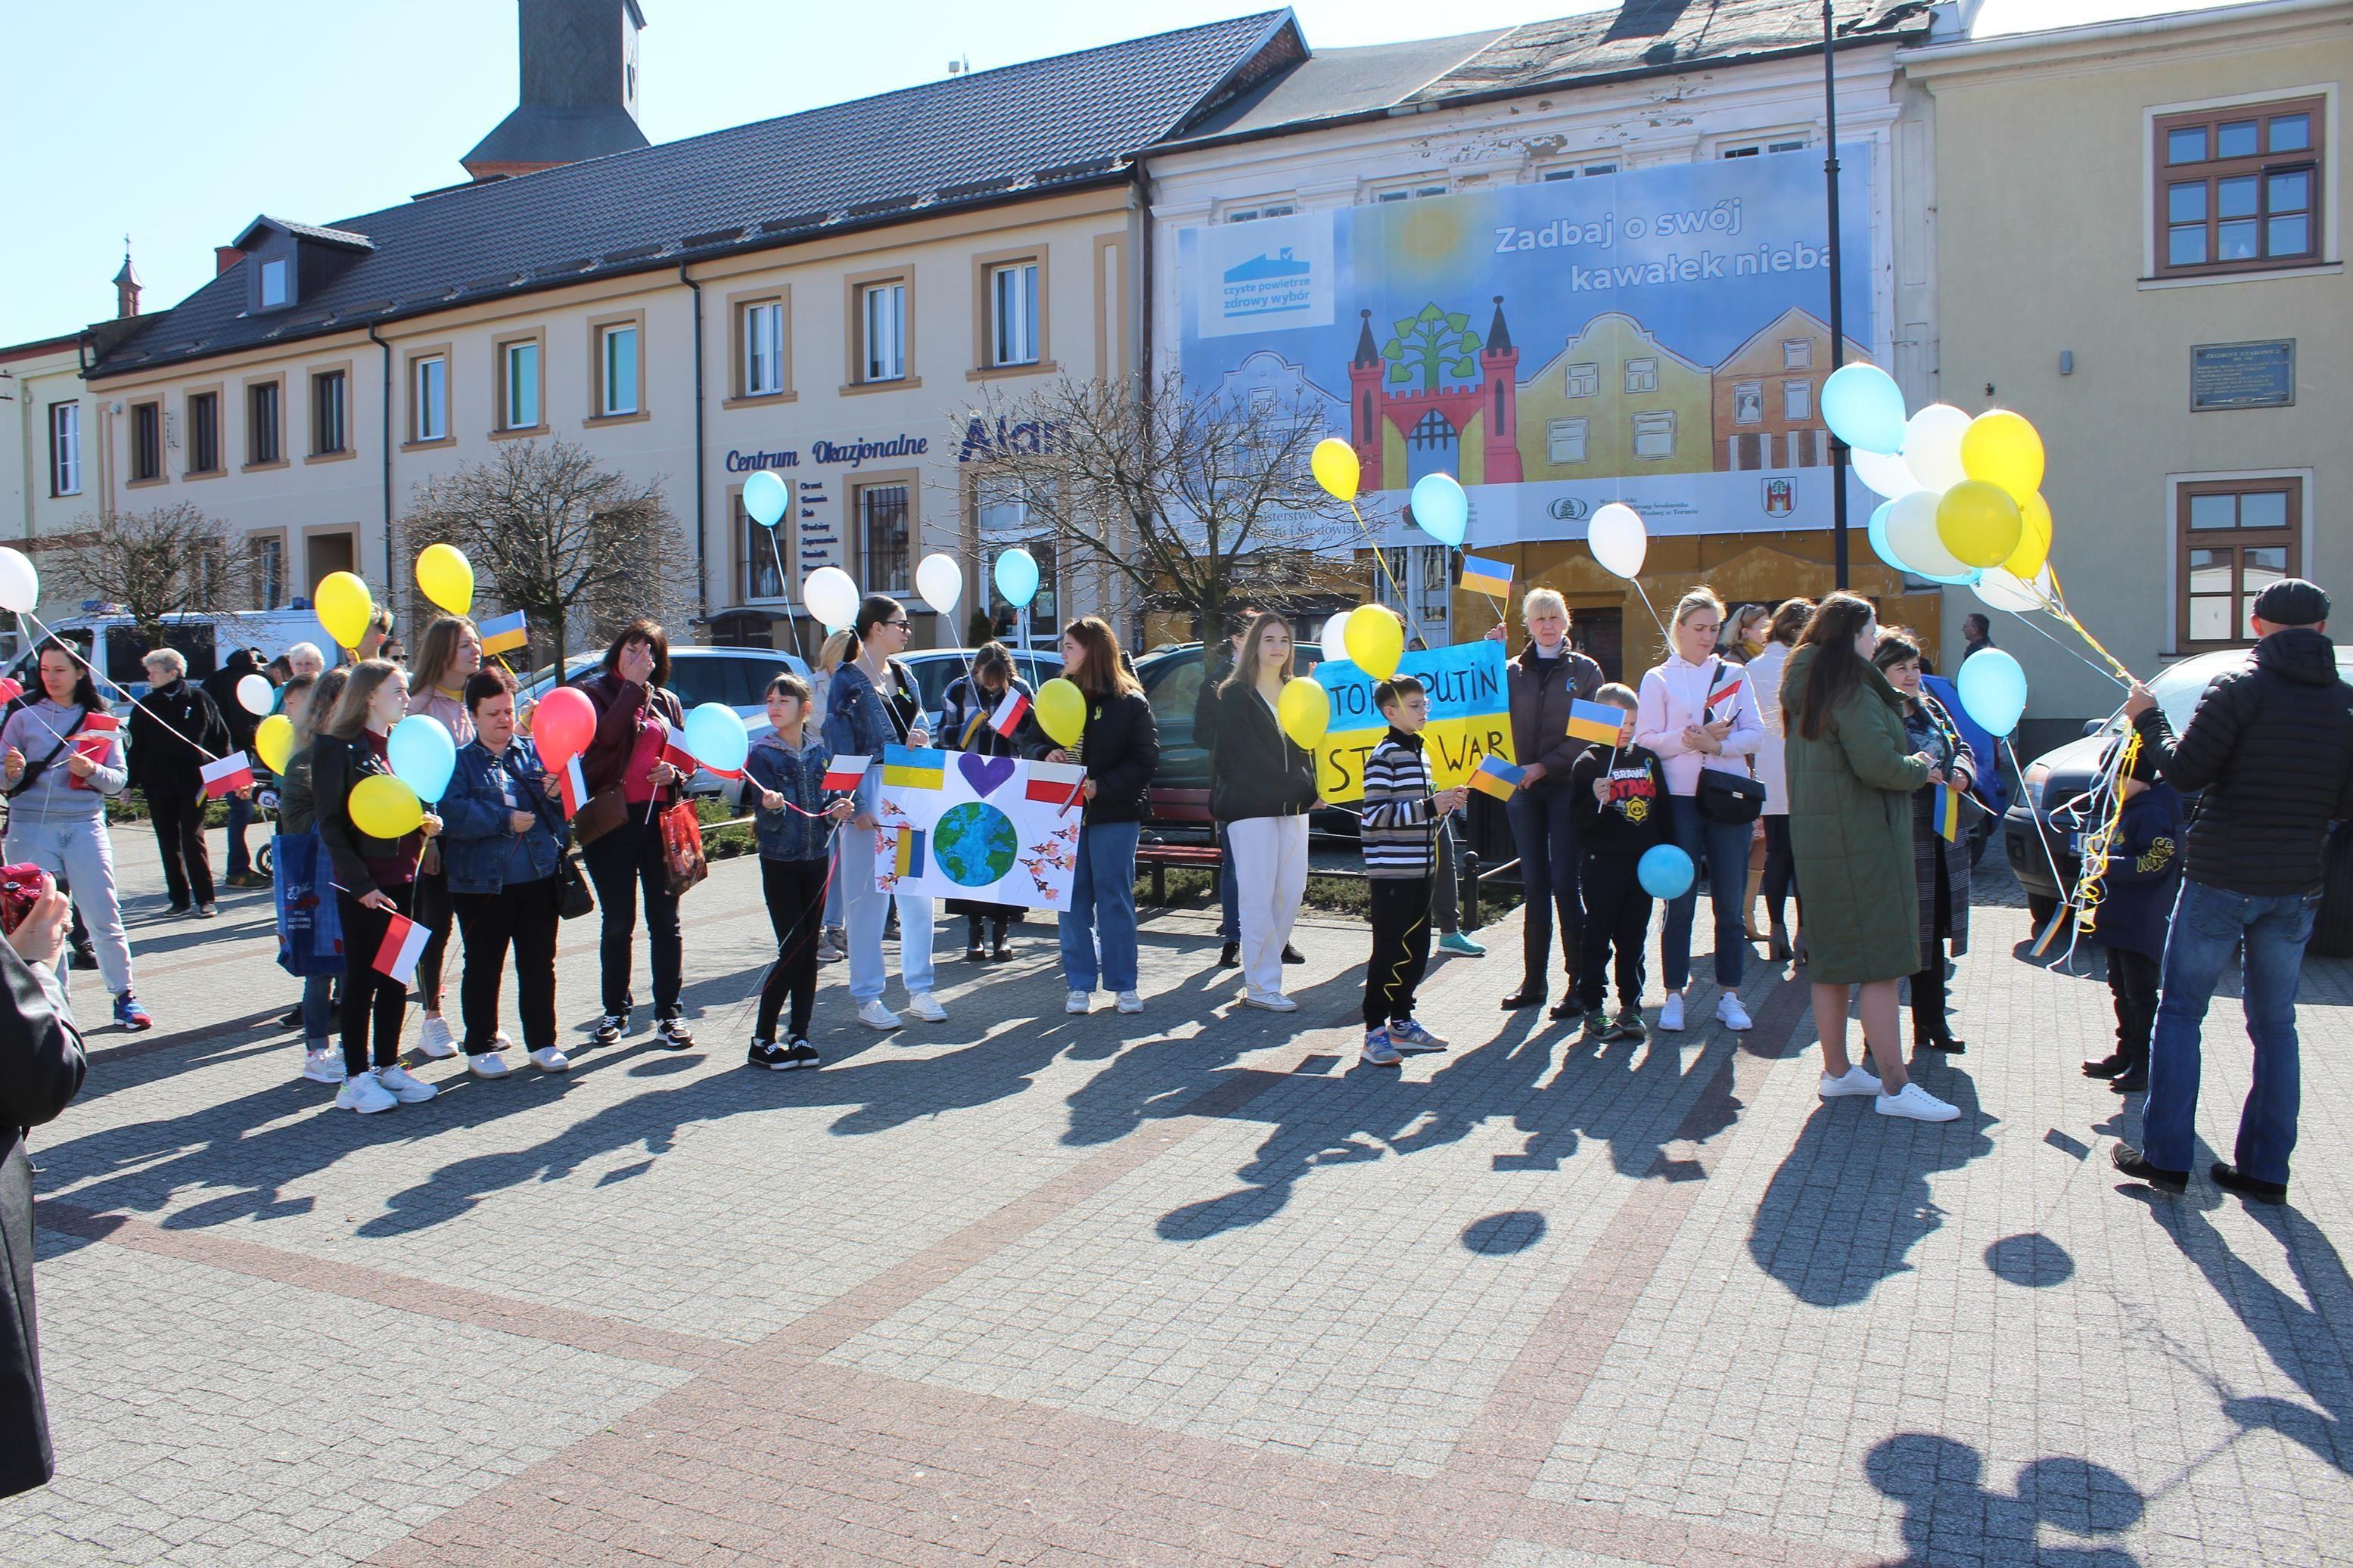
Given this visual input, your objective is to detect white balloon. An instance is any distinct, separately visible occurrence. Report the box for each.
[914,553,962,618]
[0,547,37,613]
[1901,404,1972,493]
[1850,445,1925,500]
[1587,502,1648,579]
[1974,565,2057,615]
[802,567,860,630]
[1886,489,1970,579]
[236,673,274,716]
[1319,614,1351,667]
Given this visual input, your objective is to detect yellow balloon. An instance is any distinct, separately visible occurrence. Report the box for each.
[1343,603,1403,682]
[1958,409,2045,506]
[316,571,375,651]
[1276,676,1331,748]
[1310,438,1360,503]
[254,713,295,776]
[1935,480,2024,570]
[2005,492,2053,579]
[415,543,474,616]
[348,774,423,839]
[1034,678,1086,749]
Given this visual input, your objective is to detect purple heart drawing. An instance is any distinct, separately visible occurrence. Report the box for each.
[958,753,1015,798]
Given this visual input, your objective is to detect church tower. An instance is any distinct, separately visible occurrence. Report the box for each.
[462,0,651,182]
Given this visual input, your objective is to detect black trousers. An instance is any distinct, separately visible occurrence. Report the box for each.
[1576,852,1653,1014]
[582,813,682,1018]
[451,878,561,1055]
[2105,947,2161,1070]
[756,856,831,1041]
[1761,815,1798,930]
[413,865,453,1010]
[148,790,213,907]
[336,881,415,1076]
[1363,877,1434,1027]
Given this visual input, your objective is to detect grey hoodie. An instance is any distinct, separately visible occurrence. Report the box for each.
[0,699,125,823]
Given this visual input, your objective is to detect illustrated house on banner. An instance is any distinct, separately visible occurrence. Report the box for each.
[1710,306,1873,473]
[1516,311,1712,481]
[1345,297,1522,492]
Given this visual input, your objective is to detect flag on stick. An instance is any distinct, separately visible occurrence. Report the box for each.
[1468,753,1524,801]
[200,751,254,799]
[990,688,1033,737]
[661,721,698,778]
[477,610,528,657]
[371,912,432,984]
[1025,760,1086,810]
[1936,783,1963,843]
[69,711,121,788]
[821,754,869,793]
[1459,555,1513,598]
[555,755,589,818]
[1565,699,1623,746]
[1705,672,1745,712]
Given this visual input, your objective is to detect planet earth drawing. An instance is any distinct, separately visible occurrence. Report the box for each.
[933,800,1019,887]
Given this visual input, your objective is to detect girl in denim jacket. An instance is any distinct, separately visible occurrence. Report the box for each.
[740,673,853,1068]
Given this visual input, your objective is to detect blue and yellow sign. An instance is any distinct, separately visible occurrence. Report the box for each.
[1310,640,1514,803]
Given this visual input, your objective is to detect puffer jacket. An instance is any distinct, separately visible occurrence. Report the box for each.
[1782,647,1931,985]
[2141,627,2353,896]
[1507,642,1605,784]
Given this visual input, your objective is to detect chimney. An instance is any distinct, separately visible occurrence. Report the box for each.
[112,244,143,319]
[215,246,245,276]
[460,0,651,182]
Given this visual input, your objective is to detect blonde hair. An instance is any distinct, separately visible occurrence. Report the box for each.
[1521,587,1568,625]
[1665,586,1725,658]
[818,629,857,673]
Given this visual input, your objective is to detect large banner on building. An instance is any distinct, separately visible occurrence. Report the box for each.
[1177,147,1875,548]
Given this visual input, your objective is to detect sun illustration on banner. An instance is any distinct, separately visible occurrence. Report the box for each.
[934,801,1020,888]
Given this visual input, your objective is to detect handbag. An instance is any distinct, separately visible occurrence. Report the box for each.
[554,849,595,920]
[1696,658,1766,825]
[659,800,707,897]
[573,785,627,846]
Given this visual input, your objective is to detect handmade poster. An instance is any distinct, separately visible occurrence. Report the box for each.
[1310,640,1515,803]
[873,745,1083,910]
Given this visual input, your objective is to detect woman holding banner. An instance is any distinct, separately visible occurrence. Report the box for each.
[1211,612,1316,1013]
[1500,588,1605,1018]
[403,616,480,1060]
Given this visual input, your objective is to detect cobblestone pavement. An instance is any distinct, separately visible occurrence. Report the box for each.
[3,821,2348,1565]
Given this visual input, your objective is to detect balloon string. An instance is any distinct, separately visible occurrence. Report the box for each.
[1627,578,1674,653]
[1344,501,1427,648]
[1993,607,2128,688]
[2008,733,2078,963]
[17,610,224,762]
[763,525,812,669]
[2042,567,2134,683]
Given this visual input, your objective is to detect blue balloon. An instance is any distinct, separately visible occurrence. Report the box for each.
[1637,844,1695,900]
[743,470,788,529]
[993,547,1040,609]
[387,714,456,803]
[1955,648,2028,740]
[1408,472,1469,548]
[1867,499,1908,574]
[683,702,750,775]
[1820,364,1909,456]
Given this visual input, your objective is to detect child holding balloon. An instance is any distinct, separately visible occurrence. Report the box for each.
[741,673,856,1068]
[1568,685,1669,1045]
[403,616,482,1060]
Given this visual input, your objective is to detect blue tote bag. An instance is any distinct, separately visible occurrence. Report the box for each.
[273,831,346,977]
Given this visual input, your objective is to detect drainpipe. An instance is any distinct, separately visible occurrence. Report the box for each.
[680,262,708,629]
[368,323,393,590]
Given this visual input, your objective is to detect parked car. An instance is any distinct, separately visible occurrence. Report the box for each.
[2004,642,2353,957]
[518,644,810,795]
[5,608,332,704]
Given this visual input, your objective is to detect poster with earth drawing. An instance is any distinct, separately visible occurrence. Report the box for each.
[873,745,1084,910]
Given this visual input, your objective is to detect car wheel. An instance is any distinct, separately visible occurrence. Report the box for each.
[2312,825,2353,959]
[2027,894,2059,933]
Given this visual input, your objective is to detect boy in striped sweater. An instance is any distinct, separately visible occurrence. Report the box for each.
[1358,676,1469,1067]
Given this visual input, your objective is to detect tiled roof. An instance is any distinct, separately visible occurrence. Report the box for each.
[93,11,1299,379]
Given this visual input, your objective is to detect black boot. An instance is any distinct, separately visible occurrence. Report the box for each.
[965,915,987,962]
[990,921,1012,962]
[1501,979,1545,1011]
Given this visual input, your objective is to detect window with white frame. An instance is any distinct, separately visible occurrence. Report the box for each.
[988,261,1040,367]
[1224,203,1298,223]
[1632,410,1677,460]
[413,355,447,442]
[1565,362,1599,398]
[1624,357,1658,393]
[1546,418,1588,465]
[860,281,906,383]
[598,323,639,417]
[1783,380,1812,421]
[741,301,785,396]
[501,340,539,430]
[1782,338,1813,370]
[979,480,1055,638]
[737,492,788,602]
[48,403,79,496]
[1540,160,1621,182]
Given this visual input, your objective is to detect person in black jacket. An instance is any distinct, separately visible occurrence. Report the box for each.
[1211,612,1318,1012]
[200,647,271,888]
[1,880,85,1500]
[1041,617,1158,1016]
[1566,685,1665,1045]
[2114,579,2353,1202]
[1194,608,1255,967]
[125,647,232,917]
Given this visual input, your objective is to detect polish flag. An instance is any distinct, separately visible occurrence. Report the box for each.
[200,751,254,799]
[555,755,589,818]
[990,688,1032,738]
[371,912,432,984]
[661,720,700,776]
[820,754,869,793]
[70,712,120,790]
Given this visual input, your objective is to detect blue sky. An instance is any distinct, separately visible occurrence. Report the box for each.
[0,0,2227,344]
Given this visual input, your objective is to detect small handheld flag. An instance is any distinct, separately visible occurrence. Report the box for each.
[371,912,432,984]
[1565,698,1623,746]
[1459,554,1514,598]
[821,754,869,793]
[661,720,699,778]
[477,610,528,657]
[1705,672,1745,713]
[200,751,255,799]
[1468,753,1525,802]
[555,755,589,818]
[1026,760,1086,810]
[958,708,987,750]
[69,713,121,789]
[990,688,1033,737]
[882,747,947,790]
[891,827,927,879]
[1936,783,1963,843]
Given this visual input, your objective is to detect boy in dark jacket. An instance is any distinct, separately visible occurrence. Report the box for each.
[2081,737,2183,1094]
[742,674,853,1069]
[1357,677,1467,1066]
[1567,685,1667,1045]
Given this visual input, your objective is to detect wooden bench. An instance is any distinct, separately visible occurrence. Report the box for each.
[1136,786,1222,902]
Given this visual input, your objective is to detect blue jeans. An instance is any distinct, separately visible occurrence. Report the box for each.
[301,973,337,1044]
[1060,820,1141,994]
[1506,785,1581,989]
[2140,878,2316,1185]
[1217,823,1239,942]
[1661,795,1751,991]
[225,791,256,877]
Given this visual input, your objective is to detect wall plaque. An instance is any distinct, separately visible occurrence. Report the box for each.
[2191,340,2294,411]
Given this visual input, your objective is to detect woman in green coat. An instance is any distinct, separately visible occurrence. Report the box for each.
[1781,594,1960,1123]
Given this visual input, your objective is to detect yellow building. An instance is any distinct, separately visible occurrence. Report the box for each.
[1515,312,1713,483]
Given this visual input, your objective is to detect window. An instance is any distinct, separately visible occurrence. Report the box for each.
[735,492,788,602]
[500,339,541,430]
[1624,357,1658,393]
[1546,418,1588,464]
[1783,380,1812,421]
[859,281,906,383]
[1224,203,1297,223]
[188,391,220,474]
[1564,362,1599,398]
[252,536,285,610]
[1373,182,1449,203]
[859,482,911,592]
[2155,96,2323,277]
[1632,410,1677,461]
[260,257,289,309]
[1540,160,1620,182]
[310,370,347,455]
[2177,477,2301,645]
[1782,338,1813,370]
[247,381,281,465]
[129,401,162,482]
[1722,137,1807,159]
[1733,382,1765,425]
[48,403,79,495]
[413,355,447,442]
[741,300,785,396]
[595,322,639,417]
[979,480,1055,638]
[988,261,1040,367]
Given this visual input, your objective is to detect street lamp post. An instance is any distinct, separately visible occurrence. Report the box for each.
[1823,0,1850,590]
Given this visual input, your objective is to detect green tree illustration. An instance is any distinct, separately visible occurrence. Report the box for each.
[1381,303,1481,390]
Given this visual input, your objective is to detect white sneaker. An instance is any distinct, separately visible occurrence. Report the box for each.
[494,1030,515,1053]
[857,1000,903,1031]
[373,1063,437,1104]
[300,1046,343,1085]
[527,1046,570,1073]
[468,1051,510,1079]
[1876,1082,1960,1122]
[415,1015,458,1059]
[1066,990,1091,1015]
[1658,992,1686,1032]
[1715,992,1753,1032]
[1115,990,1143,1015]
[336,1073,398,1113]
[1244,988,1298,1013]
[903,992,947,1023]
[1820,1065,1885,1099]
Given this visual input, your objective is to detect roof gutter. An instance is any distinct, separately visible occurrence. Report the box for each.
[1898,0,2349,70]
[368,324,393,590]
[679,261,708,625]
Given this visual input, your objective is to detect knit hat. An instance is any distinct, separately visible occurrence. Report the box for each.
[2251,578,2329,627]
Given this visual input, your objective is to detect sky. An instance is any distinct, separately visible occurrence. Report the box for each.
[0,0,2236,345]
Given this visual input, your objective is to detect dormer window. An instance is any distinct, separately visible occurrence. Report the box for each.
[260,259,290,310]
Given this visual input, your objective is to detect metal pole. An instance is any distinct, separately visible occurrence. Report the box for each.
[1823,0,1850,591]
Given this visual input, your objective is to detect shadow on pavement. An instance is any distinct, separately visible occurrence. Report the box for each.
[1864,1433,2143,1566]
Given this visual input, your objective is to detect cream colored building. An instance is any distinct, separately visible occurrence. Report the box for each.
[1902,0,2351,733]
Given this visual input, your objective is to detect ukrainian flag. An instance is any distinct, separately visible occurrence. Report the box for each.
[478,609,528,657]
[892,827,928,879]
[1459,555,1513,598]
[1936,783,1963,843]
[1565,698,1623,746]
[1468,753,1524,801]
[882,746,947,789]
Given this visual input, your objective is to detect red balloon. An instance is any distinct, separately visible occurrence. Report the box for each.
[532,685,597,771]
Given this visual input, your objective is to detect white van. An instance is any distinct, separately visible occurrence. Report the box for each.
[5,610,331,706]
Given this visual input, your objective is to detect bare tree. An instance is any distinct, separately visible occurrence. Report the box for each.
[953,372,1360,639]
[398,439,690,667]
[47,501,250,649]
